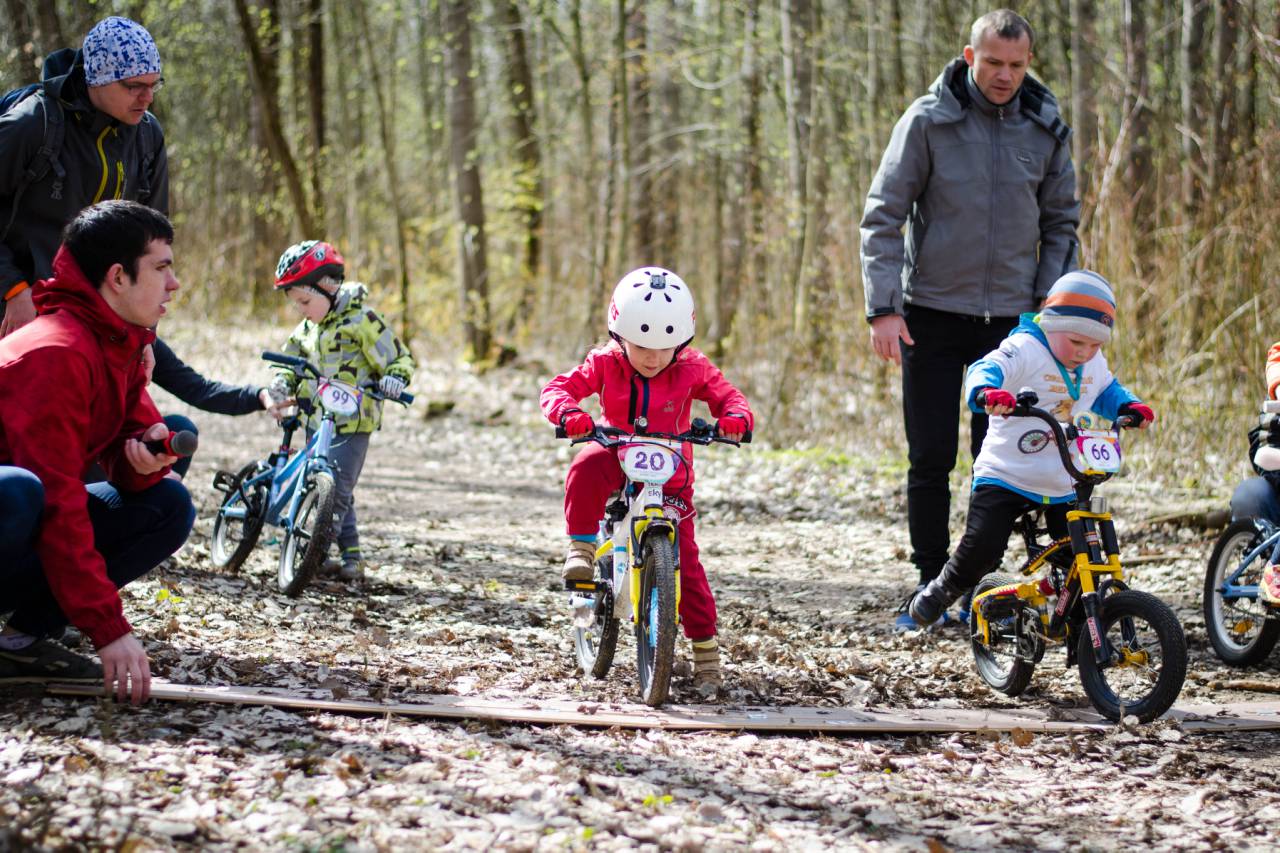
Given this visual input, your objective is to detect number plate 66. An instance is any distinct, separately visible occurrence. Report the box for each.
[1076,429,1121,473]
[621,443,679,484]
[318,380,362,417]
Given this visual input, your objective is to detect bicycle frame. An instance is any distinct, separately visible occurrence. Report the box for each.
[219,409,336,534]
[1217,519,1280,602]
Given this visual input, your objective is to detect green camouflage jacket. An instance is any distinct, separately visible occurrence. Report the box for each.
[274,283,414,434]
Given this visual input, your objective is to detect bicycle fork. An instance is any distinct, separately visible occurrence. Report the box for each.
[627,482,681,630]
[1067,505,1124,666]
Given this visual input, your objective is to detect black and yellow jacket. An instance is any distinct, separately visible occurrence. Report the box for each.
[0,48,168,300]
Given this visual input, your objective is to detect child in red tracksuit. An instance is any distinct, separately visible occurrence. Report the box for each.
[540,266,754,694]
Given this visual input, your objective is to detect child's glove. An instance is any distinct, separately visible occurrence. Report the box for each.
[716,414,750,440]
[378,375,407,399]
[561,410,595,438]
[1118,402,1155,429]
[978,387,1016,414]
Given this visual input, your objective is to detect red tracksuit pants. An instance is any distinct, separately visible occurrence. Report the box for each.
[563,442,717,640]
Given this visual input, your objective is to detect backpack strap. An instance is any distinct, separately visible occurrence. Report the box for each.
[134,113,159,204]
[1,90,65,242]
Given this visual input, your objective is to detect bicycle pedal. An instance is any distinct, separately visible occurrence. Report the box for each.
[212,470,238,492]
[564,579,603,593]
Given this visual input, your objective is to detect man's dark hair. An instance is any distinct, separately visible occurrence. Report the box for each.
[61,200,174,288]
[970,9,1035,51]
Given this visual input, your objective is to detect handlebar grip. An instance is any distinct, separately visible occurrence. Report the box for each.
[1114,414,1139,430]
[395,390,414,404]
[740,429,752,444]
[555,426,567,439]
[261,350,304,367]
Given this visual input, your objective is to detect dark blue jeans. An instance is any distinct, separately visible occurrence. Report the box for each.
[0,465,195,639]
[900,305,1019,584]
[1230,476,1280,524]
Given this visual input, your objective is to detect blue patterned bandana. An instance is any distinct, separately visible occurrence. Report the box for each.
[82,17,162,87]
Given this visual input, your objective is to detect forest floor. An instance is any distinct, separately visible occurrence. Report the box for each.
[4,322,1280,851]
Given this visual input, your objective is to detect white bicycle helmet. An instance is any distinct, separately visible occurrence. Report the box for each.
[607,266,696,349]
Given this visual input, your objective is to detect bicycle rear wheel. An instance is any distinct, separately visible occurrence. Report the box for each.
[1203,519,1280,667]
[211,462,267,573]
[278,470,337,597]
[573,552,620,679]
[971,572,1038,697]
[1077,589,1187,722]
[635,535,677,707]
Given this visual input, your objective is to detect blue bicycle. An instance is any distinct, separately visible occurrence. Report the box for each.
[1204,400,1280,666]
[209,351,412,596]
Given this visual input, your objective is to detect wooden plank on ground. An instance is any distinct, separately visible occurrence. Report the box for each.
[45,682,1280,734]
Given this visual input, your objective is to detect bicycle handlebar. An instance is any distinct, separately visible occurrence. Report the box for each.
[975,388,1138,484]
[554,416,751,447]
[262,351,414,404]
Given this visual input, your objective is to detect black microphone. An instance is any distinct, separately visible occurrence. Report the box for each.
[144,430,198,457]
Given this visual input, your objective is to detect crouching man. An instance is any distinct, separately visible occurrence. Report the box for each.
[0,200,195,704]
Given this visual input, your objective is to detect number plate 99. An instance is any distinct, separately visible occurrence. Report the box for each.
[621,444,678,484]
[318,380,362,417]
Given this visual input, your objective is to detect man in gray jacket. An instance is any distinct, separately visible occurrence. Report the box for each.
[859,9,1080,629]
[0,16,167,336]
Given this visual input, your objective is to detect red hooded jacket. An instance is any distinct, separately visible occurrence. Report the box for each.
[0,246,165,648]
[540,341,754,484]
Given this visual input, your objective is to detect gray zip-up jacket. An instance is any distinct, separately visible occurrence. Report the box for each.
[0,48,168,300]
[860,58,1079,320]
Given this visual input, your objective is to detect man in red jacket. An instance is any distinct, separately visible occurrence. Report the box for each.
[0,200,195,704]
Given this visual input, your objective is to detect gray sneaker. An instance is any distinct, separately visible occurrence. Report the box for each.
[0,638,103,683]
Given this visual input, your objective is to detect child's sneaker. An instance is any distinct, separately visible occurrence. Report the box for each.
[691,636,723,697]
[909,575,964,628]
[0,637,103,683]
[1261,563,1280,606]
[562,540,595,583]
[338,557,365,583]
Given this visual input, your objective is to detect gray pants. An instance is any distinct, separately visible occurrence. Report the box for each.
[312,430,371,558]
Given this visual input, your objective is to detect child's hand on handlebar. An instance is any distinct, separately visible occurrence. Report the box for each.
[978,387,1016,416]
[1118,402,1155,429]
[562,410,595,439]
[716,414,749,441]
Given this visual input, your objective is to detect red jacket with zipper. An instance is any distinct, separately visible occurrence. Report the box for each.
[0,246,166,648]
[540,341,754,486]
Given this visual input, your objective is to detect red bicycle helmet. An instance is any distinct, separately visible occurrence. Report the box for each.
[274,240,345,291]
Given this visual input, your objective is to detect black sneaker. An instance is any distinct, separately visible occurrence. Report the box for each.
[0,638,103,683]
[909,577,963,628]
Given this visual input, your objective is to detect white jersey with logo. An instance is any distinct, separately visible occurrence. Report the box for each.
[970,331,1117,501]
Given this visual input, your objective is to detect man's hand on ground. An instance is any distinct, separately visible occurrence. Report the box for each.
[869,314,914,365]
[0,288,36,337]
[99,632,151,704]
[124,422,179,475]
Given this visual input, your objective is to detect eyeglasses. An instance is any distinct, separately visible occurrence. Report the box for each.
[120,77,165,97]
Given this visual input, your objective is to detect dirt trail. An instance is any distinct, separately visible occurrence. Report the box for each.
[3,324,1280,851]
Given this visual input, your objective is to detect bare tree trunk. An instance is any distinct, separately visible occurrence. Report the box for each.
[354,1,412,340]
[497,0,544,335]
[1069,0,1097,198]
[1123,0,1153,226]
[233,0,317,239]
[889,0,905,104]
[1240,0,1258,151]
[782,0,814,326]
[1180,0,1208,214]
[4,0,37,79]
[712,0,762,356]
[1210,0,1240,192]
[626,1,653,266]
[307,0,326,226]
[442,0,492,361]
[652,0,681,262]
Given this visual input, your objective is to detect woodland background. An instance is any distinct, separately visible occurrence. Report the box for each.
[2,0,1278,490]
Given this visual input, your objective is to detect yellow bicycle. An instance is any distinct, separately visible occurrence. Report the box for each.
[969,390,1187,722]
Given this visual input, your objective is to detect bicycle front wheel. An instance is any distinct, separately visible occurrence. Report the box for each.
[1077,590,1187,722]
[634,535,678,707]
[211,462,267,573]
[278,470,337,597]
[1204,519,1280,667]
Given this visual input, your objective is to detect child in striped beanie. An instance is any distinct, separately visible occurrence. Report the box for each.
[907,269,1154,630]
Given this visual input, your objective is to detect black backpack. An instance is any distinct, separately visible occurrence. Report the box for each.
[0,47,160,242]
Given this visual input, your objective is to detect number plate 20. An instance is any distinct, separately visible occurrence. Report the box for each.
[621,442,679,484]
